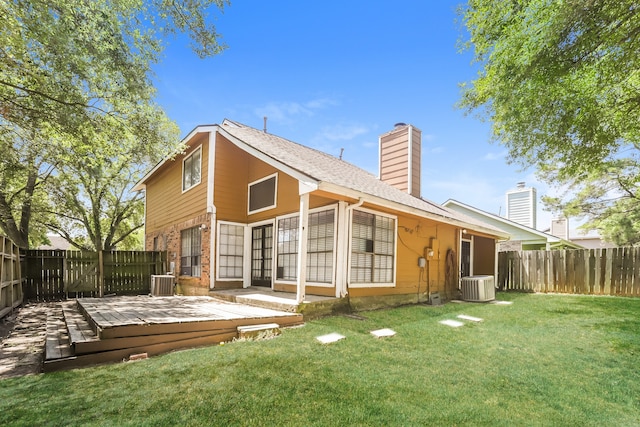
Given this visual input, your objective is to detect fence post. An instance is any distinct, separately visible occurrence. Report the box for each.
[98,250,104,298]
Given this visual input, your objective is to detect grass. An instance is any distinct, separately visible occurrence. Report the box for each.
[1,292,640,426]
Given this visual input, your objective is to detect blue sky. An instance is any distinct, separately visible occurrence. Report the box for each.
[153,0,561,232]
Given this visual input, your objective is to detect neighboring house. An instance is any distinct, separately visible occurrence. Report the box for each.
[568,234,617,249]
[133,120,509,305]
[37,234,72,250]
[443,199,583,251]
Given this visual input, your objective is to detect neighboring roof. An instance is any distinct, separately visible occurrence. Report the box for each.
[135,119,510,239]
[38,234,72,250]
[443,199,584,249]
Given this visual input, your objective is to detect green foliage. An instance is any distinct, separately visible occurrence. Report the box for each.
[542,156,640,245]
[459,0,640,244]
[0,0,228,249]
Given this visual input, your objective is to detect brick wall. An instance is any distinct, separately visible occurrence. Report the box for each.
[145,213,212,295]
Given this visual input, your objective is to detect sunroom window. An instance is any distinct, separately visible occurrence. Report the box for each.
[218,223,244,279]
[276,209,335,283]
[350,210,395,284]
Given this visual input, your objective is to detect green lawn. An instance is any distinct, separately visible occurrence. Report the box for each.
[1,293,639,426]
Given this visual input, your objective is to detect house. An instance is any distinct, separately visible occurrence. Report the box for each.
[133,120,509,306]
[443,199,583,251]
[37,234,72,250]
[568,234,616,249]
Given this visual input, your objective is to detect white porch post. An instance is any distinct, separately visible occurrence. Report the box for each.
[296,193,310,303]
[335,201,348,297]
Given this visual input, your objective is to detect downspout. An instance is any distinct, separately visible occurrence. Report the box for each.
[346,197,365,212]
[494,239,499,290]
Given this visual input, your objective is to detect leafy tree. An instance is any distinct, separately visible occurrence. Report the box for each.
[541,157,640,245]
[458,0,640,244]
[0,0,228,249]
[0,124,56,248]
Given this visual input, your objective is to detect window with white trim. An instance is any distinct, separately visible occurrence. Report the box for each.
[307,210,334,283]
[182,146,202,192]
[276,216,298,280]
[248,174,277,214]
[218,223,244,279]
[276,208,335,283]
[180,227,201,277]
[351,210,395,283]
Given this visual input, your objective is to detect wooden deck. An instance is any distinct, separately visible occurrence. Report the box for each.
[44,296,304,372]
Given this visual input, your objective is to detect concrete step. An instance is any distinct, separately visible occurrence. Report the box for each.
[237,323,280,339]
[234,294,298,312]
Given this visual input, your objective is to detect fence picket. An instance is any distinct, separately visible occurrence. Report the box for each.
[22,250,167,302]
[497,248,640,298]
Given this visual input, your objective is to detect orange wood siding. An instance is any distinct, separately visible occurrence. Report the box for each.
[309,194,337,209]
[213,135,250,222]
[348,214,459,299]
[214,134,305,223]
[145,133,209,234]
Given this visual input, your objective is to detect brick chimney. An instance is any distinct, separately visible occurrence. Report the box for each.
[379,123,421,198]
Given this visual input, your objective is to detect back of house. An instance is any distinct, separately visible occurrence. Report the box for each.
[134,119,508,305]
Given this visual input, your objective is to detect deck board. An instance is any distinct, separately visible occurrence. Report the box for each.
[43,296,304,372]
[45,307,73,360]
[76,296,303,339]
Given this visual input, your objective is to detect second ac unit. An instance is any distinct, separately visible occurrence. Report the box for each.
[460,275,495,302]
[151,275,175,296]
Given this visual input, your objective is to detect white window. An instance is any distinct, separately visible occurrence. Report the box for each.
[276,208,335,284]
[248,173,277,214]
[276,216,299,280]
[180,227,201,277]
[218,223,245,279]
[350,210,395,284]
[307,210,335,283]
[182,146,202,192]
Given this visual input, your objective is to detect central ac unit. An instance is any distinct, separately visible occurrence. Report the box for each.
[460,275,495,302]
[151,275,174,296]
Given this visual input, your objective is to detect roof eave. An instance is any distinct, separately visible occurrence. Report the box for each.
[319,183,510,240]
[132,124,219,192]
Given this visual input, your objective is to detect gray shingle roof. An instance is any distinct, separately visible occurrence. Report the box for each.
[220,120,508,238]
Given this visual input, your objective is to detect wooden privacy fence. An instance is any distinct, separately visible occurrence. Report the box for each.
[498,248,640,297]
[0,236,23,318]
[23,250,168,301]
